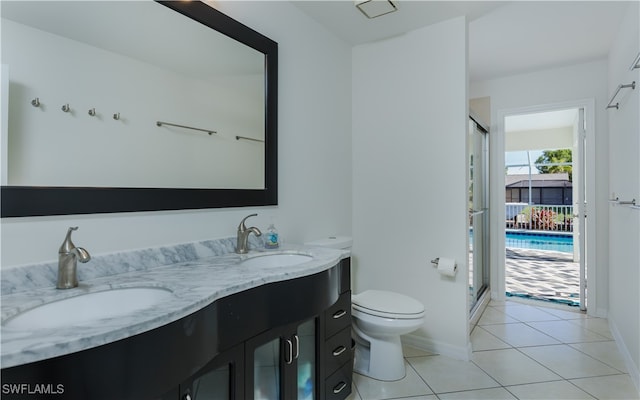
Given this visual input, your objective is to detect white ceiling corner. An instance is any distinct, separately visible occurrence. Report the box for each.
[291,0,632,82]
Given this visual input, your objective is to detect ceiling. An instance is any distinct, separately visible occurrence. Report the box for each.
[505,109,578,132]
[292,1,632,82]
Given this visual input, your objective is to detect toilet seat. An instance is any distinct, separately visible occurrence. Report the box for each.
[352,290,425,319]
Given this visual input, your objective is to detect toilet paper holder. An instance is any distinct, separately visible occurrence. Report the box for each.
[430,257,457,277]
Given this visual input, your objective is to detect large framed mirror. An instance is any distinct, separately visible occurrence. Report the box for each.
[0,1,277,217]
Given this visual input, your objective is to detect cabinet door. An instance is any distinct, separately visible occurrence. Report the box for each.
[295,319,316,400]
[247,324,288,400]
[180,344,244,400]
[246,318,318,400]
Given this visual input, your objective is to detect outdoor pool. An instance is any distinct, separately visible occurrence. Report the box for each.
[506,231,573,253]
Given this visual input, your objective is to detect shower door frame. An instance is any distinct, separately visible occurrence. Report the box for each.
[468,115,490,319]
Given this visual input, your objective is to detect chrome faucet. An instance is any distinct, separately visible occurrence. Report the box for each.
[57,227,91,289]
[236,214,262,254]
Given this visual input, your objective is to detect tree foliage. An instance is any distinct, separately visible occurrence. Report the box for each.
[535,149,572,180]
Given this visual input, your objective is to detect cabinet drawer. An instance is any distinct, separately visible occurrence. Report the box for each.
[324,327,352,376]
[325,361,353,400]
[325,292,351,338]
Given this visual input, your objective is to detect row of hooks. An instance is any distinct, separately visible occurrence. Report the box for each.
[29,97,263,143]
[31,98,121,120]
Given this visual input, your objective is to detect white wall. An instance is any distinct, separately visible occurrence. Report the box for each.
[469,96,490,127]
[1,1,352,267]
[352,16,470,359]
[470,60,609,317]
[607,1,640,389]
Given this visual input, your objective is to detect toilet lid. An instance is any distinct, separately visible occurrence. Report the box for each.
[352,290,424,316]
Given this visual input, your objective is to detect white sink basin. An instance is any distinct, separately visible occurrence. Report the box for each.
[241,253,313,268]
[3,287,173,331]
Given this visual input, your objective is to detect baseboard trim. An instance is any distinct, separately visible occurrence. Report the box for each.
[609,318,640,394]
[402,333,471,361]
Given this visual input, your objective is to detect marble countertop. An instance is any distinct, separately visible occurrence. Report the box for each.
[1,242,346,369]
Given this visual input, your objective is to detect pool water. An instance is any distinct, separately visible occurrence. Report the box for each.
[506,232,573,253]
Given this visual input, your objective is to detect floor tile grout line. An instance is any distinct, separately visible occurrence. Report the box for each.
[355,355,634,400]
[502,379,597,400]
[469,349,564,389]
[404,358,437,397]
[405,353,507,398]
[501,384,522,400]
[563,378,600,400]
[510,343,630,382]
[350,379,363,400]
[471,325,514,351]
[512,344,575,381]
[423,382,508,396]
[520,319,577,344]
[565,317,615,339]
[352,300,635,400]
[481,322,562,348]
[567,341,630,374]
[521,317,612,343]
[482,338,564,385]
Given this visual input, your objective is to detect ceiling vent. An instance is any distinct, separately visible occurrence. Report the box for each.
[355,0,398,19]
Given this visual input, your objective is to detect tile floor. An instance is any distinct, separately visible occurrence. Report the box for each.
[346,299,640,400]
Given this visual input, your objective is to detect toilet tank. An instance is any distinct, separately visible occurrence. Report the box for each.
[306,237,352,292]
[304,236,352,251]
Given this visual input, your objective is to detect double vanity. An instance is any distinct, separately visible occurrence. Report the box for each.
[1,237,354,400]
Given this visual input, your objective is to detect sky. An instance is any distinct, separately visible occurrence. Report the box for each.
[505,150,544,175]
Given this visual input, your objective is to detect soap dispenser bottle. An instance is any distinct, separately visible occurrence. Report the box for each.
[265,218,279,249]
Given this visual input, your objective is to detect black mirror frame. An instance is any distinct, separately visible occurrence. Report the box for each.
[1,1,277,218]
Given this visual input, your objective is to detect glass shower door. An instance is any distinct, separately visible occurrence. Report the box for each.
[468,118,489,313]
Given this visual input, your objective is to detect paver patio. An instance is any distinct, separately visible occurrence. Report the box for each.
[506,247,581,307]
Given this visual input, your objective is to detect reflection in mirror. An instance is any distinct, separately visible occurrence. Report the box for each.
[1,1,278,216]
[2,1,264,189]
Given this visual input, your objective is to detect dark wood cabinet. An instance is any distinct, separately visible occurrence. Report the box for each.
[178,343,245,400]
[1,258,353,400]
[320,291,353,400]
[245,318,317,399]
[175,258,353,400]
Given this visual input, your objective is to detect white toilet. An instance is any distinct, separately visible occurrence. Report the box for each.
[305,236,426,381]
[351,290,425,381]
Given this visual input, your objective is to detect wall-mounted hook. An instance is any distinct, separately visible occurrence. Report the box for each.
[61,104,70,113]
[31,98,41,107]
[88,108,96,116]
[113,112,120,121]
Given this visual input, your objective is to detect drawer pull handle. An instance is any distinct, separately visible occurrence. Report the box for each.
[333,382,347,394]
[332,346,346,356]
[332,310,347,319]
[293,334,300,360]
[285,339,293,364]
